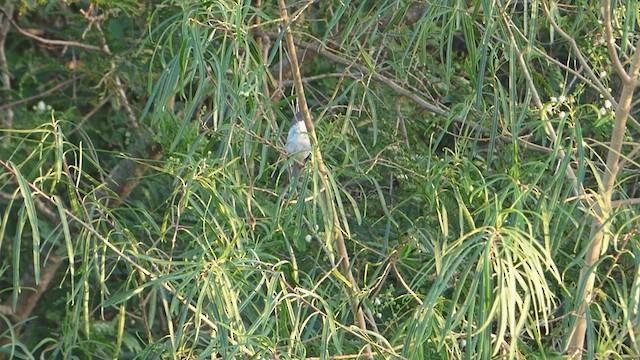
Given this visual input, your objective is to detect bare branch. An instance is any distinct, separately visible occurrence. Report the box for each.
[0,77,80,111]
[0,5,107,53]
[603,0,630,82]
[611,197,640,208]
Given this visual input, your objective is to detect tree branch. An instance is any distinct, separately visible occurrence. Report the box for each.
[0,77,80,111]
[0,5,107,53]
[564,1,640,355]
[603,0,630,83]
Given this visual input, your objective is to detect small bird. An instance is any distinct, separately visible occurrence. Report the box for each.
[286,111,312,181]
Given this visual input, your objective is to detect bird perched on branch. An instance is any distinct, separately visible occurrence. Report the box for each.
[286,111,312,181]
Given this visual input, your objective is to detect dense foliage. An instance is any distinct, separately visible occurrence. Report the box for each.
[1,1,639,359]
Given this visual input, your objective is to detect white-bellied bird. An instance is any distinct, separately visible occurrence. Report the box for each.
[286,111,312,180]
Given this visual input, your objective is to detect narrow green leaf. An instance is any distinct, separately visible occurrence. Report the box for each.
[13,205,26,311]
[0,195,15,254]
[54,196,74,282]
[10,162,40,284]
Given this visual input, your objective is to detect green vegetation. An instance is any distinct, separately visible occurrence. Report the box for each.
[1,1,639,359]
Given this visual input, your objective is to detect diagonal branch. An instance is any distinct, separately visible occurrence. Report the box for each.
[259,30,490,134]
[0,5,106,53]
[0,77,80,111]
[276,1,374,358]
[603,0,629,83]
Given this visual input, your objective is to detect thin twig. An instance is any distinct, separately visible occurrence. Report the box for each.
[0,77,80,111]
[69,94,112,135]
[0,6,106,53]
[94,16,137,129]
[395,96,410,148]
[603,0,629,83]
[279,72,356,86]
